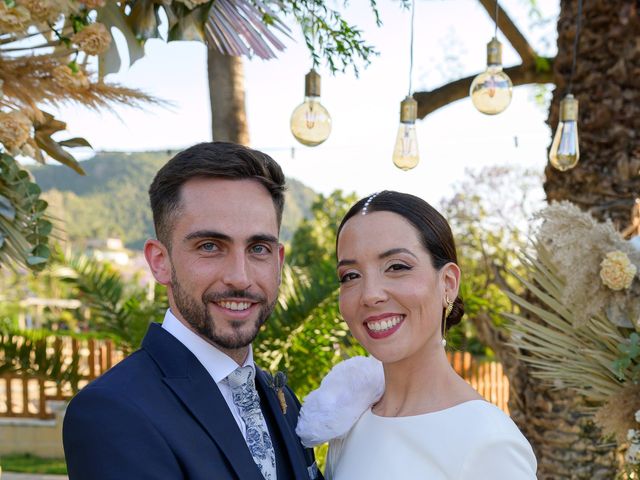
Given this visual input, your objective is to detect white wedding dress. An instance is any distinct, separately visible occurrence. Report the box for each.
[296,357,537,480]
[326,400,537,480]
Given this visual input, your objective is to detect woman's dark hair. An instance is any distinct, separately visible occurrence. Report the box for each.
[336,190,464,330]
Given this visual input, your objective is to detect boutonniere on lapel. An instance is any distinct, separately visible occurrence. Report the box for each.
[266,371,288,414]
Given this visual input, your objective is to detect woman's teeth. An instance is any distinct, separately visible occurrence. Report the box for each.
[366,315,403,332]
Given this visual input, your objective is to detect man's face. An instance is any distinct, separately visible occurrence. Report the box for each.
[161,178,284,356]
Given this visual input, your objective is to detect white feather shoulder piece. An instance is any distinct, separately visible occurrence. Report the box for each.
[295,356,384,447]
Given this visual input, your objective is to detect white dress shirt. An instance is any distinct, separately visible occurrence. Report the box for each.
[161,309,255,440]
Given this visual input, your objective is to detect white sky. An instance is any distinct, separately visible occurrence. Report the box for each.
[52,0,560,205]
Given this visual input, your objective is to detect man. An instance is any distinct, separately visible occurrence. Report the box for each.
[63,142,319,480]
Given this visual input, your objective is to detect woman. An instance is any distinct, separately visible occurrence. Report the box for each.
[296,191,537,479]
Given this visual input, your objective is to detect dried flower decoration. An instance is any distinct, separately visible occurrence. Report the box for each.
[600,251,637,291]
[79,0,105,9]
[18,0,66,24]
[0,111,32,155]
[0,2,31,32]
[52,65,90,90]
[173,0,209,10]
[72,22,112,56]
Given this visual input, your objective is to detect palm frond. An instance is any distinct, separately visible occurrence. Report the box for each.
[206,0,289,59]
[507,242,631,406]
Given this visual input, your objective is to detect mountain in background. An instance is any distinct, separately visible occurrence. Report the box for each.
[30,151,317,250]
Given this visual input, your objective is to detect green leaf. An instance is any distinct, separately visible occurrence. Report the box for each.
[34,134,86,175]
[58,137,93,149]
[26,255,49,266]
[0,194,15,221]
[97,1,147,78]
[168,1,212,42]
[128,0,161,41]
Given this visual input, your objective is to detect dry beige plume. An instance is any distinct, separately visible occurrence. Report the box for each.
[594,383,640,444]
[0,2,31,32]
[0,110,32,154]
[79,0,106,8]
[72,22,111,56]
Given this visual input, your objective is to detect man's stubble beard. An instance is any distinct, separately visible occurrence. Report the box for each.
[170,265,277,350]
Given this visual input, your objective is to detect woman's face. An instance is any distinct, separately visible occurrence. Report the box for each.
[337,210,459,364]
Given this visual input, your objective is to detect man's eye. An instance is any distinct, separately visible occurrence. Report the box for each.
[200,242,217,252]
[251,244,270,254]
[339,272,359,283]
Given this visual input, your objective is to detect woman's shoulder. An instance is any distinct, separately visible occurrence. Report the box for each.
[438,400,528,441]
[296,356,384,447]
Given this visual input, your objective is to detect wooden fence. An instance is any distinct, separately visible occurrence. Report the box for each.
[0,339,509,419]
[0,337,124,419]
[448,351,510,414]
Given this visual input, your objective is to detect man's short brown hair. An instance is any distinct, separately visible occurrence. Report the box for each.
[149,142,286,247]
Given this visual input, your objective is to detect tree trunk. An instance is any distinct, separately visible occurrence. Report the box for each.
[544,0,640,228]
[472,313,618,479]
[207,47,250,145]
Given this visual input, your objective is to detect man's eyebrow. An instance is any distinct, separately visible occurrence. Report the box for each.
[248,234,279,244]
[184,230,231,242]
[337,247,418,268]
[183,231,278,245]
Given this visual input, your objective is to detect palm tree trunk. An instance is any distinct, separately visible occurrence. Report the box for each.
[544,0,640,228]
[207,47,250,145]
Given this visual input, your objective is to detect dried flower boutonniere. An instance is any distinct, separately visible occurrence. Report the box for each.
[266,371,288,414]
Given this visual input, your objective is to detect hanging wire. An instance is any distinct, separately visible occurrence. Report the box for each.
[407,0,416,96]
[494,0,499,38]
[567,0,583,94]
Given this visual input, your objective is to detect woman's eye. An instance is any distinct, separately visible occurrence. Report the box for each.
[388,263,411,272]
[339,272,359,283]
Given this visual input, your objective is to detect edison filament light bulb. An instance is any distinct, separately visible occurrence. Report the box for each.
[392,96,419,171]
[549,93,580,171]
[470,37,513,115]
[290,69,331,147]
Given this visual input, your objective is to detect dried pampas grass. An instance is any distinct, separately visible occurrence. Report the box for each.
[594,383,640,444]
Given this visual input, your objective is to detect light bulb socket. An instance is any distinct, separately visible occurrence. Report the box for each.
[304,69,321,97]
[560,93,579,122]
[486,37,502,66]
[400,96,418,124]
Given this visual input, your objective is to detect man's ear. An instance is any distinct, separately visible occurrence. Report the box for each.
[144,239,172,286]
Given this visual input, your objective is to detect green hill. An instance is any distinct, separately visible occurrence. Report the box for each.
[30,151,317,250]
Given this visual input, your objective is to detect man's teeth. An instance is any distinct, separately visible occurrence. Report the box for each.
[366,316,403,332]
[218,301,251,311]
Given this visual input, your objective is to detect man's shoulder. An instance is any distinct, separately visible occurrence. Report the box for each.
[71,348,159,403]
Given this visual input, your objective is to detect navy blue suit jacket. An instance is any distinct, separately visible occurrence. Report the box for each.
[63,323,319,479]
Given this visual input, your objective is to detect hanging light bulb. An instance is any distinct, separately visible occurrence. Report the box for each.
[290,69,331,147]
[470,37,513,115]
[549,93,579,171]
[392,96,419,171]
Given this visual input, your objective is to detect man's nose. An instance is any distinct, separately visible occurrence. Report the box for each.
[221,251,252,290]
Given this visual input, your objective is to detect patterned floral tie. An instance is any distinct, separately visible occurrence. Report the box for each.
[227,366,277,480]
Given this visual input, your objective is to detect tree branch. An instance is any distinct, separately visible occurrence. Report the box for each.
[477,0,538,67]
[414,59,554,119]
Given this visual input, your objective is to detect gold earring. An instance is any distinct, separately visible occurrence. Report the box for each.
[444,295,454,320]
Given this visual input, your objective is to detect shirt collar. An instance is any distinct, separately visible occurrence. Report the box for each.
[161,309,254,384]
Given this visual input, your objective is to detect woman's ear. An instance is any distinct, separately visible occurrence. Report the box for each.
[441,262,461,301]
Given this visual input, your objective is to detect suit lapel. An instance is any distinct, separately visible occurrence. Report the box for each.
[143,324,263,480]
[256,369,310,480]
